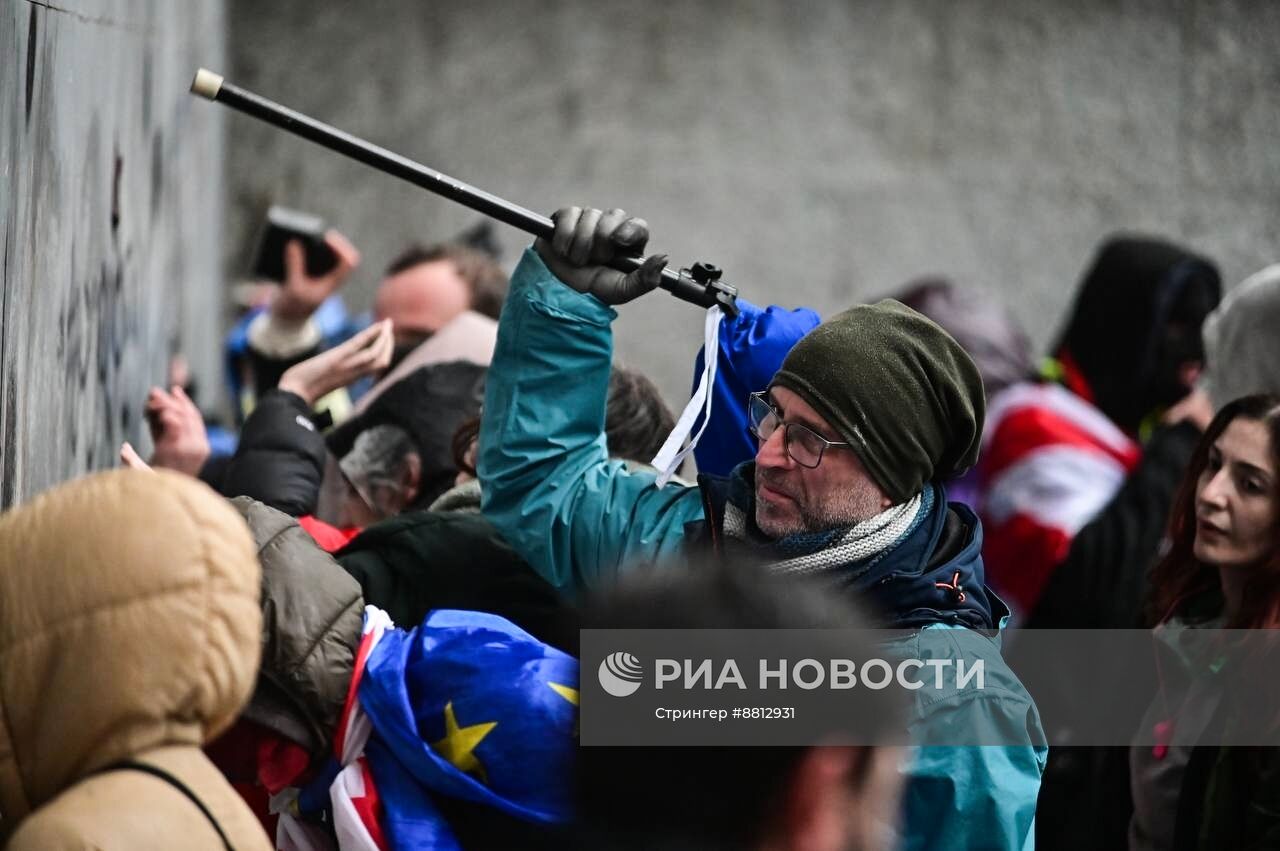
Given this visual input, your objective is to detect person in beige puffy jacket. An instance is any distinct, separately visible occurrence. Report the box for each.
[0,469,272,850]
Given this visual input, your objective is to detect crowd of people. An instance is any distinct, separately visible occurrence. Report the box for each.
[2,203,1279,851]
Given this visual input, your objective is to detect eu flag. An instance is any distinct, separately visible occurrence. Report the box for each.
[359,609,579,850]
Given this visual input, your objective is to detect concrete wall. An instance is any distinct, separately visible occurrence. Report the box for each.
[224,0,1279,411]
[0,0,226,508]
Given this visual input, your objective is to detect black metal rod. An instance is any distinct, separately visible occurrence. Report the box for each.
[190,70,737,314]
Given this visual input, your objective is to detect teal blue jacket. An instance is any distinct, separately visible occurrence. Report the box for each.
[480,248,1046,851]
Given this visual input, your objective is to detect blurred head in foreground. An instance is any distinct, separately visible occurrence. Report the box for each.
[577,563,906,851]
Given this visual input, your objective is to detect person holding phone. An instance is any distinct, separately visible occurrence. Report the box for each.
[238,214,508,418]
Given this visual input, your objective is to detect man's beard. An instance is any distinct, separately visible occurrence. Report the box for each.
[754,468,882,538]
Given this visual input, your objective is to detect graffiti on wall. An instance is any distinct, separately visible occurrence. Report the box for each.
[0,0,226,508]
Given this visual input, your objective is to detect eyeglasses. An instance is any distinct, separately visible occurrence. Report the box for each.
[748,392,851,469]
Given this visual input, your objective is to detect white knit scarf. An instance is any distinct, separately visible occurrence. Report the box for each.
[722,490,925,578]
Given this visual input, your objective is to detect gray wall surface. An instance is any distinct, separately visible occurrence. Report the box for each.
[0,0,226,508]
[226,1,1278,413]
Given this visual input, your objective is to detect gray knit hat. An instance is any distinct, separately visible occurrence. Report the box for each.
[769,299,985,503]
[1199,264,1280,411]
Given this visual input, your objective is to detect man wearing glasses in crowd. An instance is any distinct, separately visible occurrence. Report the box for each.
[477,207,1046,851]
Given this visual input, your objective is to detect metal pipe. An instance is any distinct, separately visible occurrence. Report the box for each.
[190,69,738,316]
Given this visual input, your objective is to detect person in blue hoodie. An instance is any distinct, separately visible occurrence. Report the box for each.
[478,206,1046,851]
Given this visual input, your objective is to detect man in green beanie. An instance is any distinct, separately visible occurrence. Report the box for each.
[757,299,984,533]
[478,207,1045,851]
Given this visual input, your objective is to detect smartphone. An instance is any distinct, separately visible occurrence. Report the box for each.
[251,205,339,281]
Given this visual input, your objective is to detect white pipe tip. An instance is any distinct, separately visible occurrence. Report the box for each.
[190,68,224,100]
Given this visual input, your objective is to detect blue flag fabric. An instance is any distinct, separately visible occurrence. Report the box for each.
[691,298,821,476]
[359,609,580,850]
[363,737,465,851]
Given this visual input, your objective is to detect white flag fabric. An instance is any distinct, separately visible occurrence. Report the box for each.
[650,305,722,486]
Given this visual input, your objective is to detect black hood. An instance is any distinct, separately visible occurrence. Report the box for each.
[327,360,487,509]
[1054,235,1220,432]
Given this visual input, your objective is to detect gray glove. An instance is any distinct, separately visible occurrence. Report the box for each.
[534,207,667,305]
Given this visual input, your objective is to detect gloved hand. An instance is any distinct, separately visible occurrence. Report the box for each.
[534,207,667,305]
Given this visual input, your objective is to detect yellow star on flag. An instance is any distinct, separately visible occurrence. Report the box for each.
[431,701,498,784]
[548,682,579,706]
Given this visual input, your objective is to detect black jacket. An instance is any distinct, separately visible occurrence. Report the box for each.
[1023,421,1201,851]
[1186,744,1280,850]
[209,390,328,517]
[206,384,576,654]
[336,509,579,655]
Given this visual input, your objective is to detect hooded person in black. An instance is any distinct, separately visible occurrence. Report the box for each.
[979,235,1222,617]
[1027,237,1222,630]
[1050,236,1221,436]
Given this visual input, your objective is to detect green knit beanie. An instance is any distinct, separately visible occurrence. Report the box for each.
[769,299,985,503]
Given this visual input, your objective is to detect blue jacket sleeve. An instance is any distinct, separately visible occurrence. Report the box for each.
[906,731,1044,849]
[478,248,705,592]
[902,742,1045,851]
[894,624,1047,851]
[691,299,821,477]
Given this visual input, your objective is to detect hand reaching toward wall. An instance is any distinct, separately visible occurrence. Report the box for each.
[277,318,394,406]
[143,385,210,476]
[118,442,153,472]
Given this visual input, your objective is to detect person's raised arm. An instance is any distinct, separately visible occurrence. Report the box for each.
[245,230,361,394]
[223,320,393,516]
[478,208,705,592]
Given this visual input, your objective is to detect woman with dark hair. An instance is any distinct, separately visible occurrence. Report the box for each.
[1130,393,1280,851]
[1146,394,1280,629]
